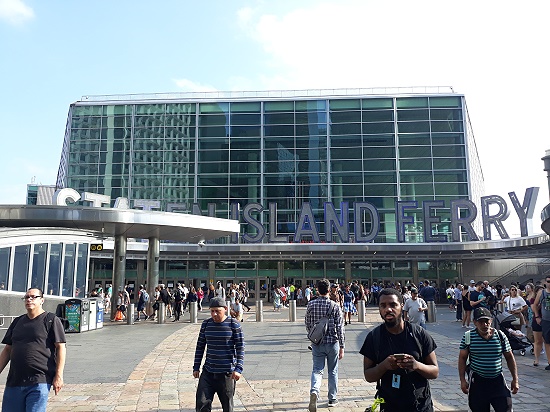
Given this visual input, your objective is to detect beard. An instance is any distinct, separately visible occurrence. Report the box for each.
[384,318,398,328]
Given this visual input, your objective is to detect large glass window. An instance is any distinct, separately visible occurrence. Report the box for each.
[31,243,47,291]
[62,243,76,297]
[0,247,10,291]
[75,244,88,298]
[12,245,30,292]
[48,244,62,295]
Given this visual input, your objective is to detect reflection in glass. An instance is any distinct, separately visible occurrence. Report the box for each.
[12,245,30,292]
[75,244,88,298]
[48,244,62,295]
[63,244,76,297]
[31,243,48,291]
[0,247,10,291]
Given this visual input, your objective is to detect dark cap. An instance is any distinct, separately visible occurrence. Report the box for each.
[473,307,492,321]
[410,287,418,293]
[209,297,227,308]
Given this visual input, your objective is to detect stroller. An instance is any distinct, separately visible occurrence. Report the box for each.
[494,311,533,356]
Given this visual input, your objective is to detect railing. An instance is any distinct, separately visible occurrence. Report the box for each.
[490,259,550,286]
[0,315,18,330]
[80,86,456,103]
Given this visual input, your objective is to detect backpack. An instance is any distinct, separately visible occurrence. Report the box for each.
[10,312,66,334]
[142,290,149,302]
[307,302,337,345]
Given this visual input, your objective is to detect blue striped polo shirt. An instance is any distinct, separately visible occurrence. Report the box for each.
[193,316,245,374]
[459,328,511,378]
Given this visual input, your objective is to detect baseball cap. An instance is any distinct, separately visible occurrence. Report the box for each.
[470,280,475,284]
[410,287,418,293]
[473,307,492,321]
[209,297,227,308]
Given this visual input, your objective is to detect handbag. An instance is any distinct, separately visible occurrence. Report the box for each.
[115,310,123,321]
[308,303,336,345]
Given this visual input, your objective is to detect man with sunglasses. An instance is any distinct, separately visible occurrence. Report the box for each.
[0,288,66,412]
[458,307,518,412]
[532,276,550,370]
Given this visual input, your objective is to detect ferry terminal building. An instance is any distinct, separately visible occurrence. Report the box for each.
[3,87,550,308]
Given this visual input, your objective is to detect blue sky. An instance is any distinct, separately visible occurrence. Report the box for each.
[0,0,549,236]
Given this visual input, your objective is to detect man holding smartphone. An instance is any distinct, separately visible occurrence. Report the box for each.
[360,288,439,411]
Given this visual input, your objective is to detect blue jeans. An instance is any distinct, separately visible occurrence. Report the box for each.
[2,384,51,412]
[310,341,339,401]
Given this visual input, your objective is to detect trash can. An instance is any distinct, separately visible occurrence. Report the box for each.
[96,298,104,329]
[65,298,90,333]
[88,298,97,330]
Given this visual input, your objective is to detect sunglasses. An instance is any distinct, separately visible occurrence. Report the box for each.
[21,295,42,301]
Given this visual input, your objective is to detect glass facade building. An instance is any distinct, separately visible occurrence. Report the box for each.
[57,88,483,244]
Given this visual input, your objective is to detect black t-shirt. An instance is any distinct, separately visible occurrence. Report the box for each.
[359,323,437,412]
[159,289,170,304]
[2,312,66,386]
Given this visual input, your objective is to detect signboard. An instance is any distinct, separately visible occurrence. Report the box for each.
[65,301,81,333]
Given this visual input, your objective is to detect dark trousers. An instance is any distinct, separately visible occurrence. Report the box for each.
[196,370,235,412]
[174,301,182,320]
[456,301,463,320]
[468,373,512,412]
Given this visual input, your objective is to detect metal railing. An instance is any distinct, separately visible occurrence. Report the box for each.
[0,315,18,330]
[80,86,456,103]
[490,259,550,286]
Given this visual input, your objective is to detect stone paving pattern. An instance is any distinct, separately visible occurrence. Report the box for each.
[0,305,548,411]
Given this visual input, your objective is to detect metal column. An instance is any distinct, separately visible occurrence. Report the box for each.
[111,235,127,321]
[147,237,160,316]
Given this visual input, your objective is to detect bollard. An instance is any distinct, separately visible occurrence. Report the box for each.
[358,300,365,323]
[127,304,135,325]
[426,301,436,323]
[497,302,505,313]
[189,301,198,324]
[158,302,165,324]
[289,299,297,322]
[255,300,263,322]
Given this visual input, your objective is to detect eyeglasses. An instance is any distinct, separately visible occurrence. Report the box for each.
[510,289,517,292]
[21,295,42,301]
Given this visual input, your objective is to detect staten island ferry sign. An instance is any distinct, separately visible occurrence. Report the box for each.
[53,187,539,244]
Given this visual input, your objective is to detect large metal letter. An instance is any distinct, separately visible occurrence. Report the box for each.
[230,203,241,244]
[82,192,111,207]
[242,203,265,243]
[324,202,349,243]
[114,197,130,209]
[294,202,320,243]
[133,200,161,211]
[396,201,417,243]
[354,202,380,243]
[268,203,287,243]
[508,187,539,237]
[450,199,479,242]
[481,195,510,240]
[53,188,81,205]
[422,200,446,242]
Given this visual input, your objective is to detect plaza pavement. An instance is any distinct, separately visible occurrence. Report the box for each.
[0,304,549,412]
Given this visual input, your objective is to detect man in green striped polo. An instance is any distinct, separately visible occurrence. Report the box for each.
[458,307,519,412]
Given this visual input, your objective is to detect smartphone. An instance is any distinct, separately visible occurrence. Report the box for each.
[393,353,406,360]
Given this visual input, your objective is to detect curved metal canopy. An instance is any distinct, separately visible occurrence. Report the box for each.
[0,205,239,242]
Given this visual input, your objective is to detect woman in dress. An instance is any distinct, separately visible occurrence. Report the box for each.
[461,286,473,328]
[527,284,544,366]
[272,286,282,311]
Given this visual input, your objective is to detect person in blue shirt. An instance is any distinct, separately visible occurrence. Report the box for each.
[193,297,245,412]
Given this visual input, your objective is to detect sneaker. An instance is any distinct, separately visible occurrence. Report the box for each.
[308,392,318,412]
[328,399,339,407]
[144,315,149,320]
[545,364,550,371]
[135,318,140,322]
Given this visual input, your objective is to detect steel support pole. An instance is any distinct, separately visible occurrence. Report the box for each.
[147,237,160,316]
[111,235,127,321]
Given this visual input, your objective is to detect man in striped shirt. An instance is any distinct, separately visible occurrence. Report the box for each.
[458,307,518,412]
[193,297,245,412]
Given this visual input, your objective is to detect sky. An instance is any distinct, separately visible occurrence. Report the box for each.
[0,0,549,237]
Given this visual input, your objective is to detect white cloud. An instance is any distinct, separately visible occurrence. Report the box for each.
[235,1,550,235]
[0,0,34,25]
[173,78,218,93]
